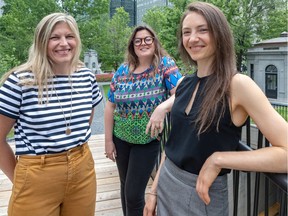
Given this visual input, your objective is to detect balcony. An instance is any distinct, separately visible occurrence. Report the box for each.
[233,120,287,216]
[0,103,287,216]
[0,135,125,215]
[156,101,287,216]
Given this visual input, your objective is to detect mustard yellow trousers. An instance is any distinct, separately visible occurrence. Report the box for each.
[8,143,96,216]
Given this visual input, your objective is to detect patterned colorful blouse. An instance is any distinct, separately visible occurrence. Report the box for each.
[108,56,182,144]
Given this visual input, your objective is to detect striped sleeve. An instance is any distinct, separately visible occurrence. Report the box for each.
[0,72,22,119]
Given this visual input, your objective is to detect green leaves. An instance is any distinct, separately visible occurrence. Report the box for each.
[142,0,287,73]
[99,7,132,70]
[0,0,286,76]
[0,0,60,63]
[0,51,20,77]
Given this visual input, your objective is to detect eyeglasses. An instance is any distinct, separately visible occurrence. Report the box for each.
[133,36,154,46]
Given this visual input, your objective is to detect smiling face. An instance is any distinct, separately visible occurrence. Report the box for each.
[47,22,77,71]
[133,29,155,61]
[181,12,216,66]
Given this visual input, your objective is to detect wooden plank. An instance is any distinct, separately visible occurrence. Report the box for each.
[95,207,123,216]
[0,135,124,216]
[97,183,120,193]
[258,202,280,216]
[97,190,121,201]
[96,198,122,212]
[0,134,154,216]
[97,176,120,185]
[0,207,9,216]
[0,191,11,207]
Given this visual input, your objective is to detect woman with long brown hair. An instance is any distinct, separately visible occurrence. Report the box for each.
[144,2,287,216]
[104,25,182,216]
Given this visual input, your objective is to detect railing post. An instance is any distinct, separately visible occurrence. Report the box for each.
[253,131,263,216]
[233,170,239,216]
[279,193,287,216]
[246,117,251,216]
[264,139,270,216]
[264,176,269,216]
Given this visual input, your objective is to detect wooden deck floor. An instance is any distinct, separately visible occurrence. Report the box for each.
[0,134,152,216]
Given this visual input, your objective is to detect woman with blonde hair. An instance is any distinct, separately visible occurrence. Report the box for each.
[0,12,102,216]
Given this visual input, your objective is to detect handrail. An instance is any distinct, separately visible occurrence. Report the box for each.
[265,173,288,194]
[157,111,287,215]
[237,140,287,194]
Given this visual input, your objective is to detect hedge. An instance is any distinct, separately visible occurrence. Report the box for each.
[95,73,113,82]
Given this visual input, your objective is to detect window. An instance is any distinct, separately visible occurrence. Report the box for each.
[250,64,254,80]
[265,65,278,99]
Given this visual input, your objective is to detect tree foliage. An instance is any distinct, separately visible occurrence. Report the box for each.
[58,0,110,57]
[98,7,132,71]
[255,0,288,40]
[0,0,60,66]
[0,51,20,77]
[0,0,286,76]
[207,0,287,71]
[143,0,193,73]
[0,0,112,74]
[143,0,287,72]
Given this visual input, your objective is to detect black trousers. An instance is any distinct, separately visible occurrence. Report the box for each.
[113,135,160,216]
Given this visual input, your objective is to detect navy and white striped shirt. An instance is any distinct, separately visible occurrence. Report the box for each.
[0,67,103,155]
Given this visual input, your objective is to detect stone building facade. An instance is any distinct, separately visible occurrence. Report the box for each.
[247,32,288,103]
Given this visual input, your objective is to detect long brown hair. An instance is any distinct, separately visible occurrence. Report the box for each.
[178,2,237,134]
[126,25,168,75]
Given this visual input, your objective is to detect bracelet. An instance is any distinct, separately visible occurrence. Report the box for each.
[147,191,157,196]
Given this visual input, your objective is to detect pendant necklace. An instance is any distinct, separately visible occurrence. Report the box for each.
[54,82,73,135]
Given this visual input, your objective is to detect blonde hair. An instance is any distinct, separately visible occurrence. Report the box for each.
[1,12,84,102]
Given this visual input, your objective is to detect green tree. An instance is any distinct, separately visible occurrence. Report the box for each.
[143,0,287,73]
[0,0,110,74]
[0,0,61,65]
[59,0,109,21]
[98,7,132,71]
[143,0,192,73]
[142,7,167,34]
[206,0,287,71]
[59,0,110,56]
[255,0,288,40]
[0,52,20,77]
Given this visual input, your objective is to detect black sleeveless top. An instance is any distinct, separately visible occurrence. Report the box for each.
[165,74,242,175]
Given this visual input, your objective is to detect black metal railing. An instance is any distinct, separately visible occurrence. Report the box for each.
[233,117,287,216]
[156,109,287,216]
[271,101,288,121]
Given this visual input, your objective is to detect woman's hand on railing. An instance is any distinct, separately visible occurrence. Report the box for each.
[196,152,222,205]
[143,193,157,216]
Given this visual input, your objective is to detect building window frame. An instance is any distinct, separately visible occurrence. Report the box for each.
[265,64,278,99]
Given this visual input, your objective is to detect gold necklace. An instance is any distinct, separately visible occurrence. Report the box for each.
[54,82,73,135]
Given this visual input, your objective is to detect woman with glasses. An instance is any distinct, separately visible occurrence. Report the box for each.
[104,25,182,216]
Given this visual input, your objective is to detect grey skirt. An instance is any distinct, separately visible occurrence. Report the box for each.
[157,158,229,216]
